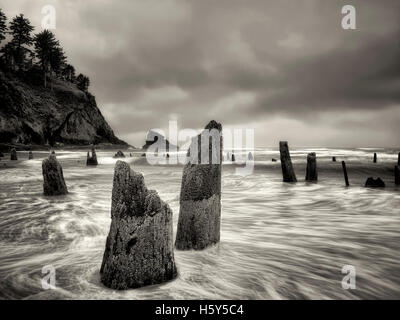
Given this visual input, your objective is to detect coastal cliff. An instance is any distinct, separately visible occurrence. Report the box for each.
[0,70,127,149]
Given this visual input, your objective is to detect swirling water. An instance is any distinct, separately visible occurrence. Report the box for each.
[0,148,399,300]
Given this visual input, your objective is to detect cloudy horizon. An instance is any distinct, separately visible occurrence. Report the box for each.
[2,0,400,148]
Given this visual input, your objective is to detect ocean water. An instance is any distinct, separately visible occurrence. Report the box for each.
[0,148,399,300]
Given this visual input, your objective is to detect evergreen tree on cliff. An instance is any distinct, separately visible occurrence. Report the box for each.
[77,73,90,91]
[62,63,75,82]
[0,9,7,44]
[9,14,34,70]
[33,29,59,87]
[49,46,66,76]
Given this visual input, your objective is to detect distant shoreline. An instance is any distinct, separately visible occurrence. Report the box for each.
[0,143,137,152]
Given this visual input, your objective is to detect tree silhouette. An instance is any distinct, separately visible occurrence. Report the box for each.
[0,9,7,44]
[49,46,66,76]
[9,14,34,69]
[34,30,59,87]
[77,73,90,91]
[62,64,75,82]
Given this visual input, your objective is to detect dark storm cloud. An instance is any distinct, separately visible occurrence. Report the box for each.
[2,0,399,146]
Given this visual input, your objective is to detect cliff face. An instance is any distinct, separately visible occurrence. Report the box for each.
[0,71,127,147]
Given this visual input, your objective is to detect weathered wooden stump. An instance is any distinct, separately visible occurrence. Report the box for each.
[395,166,400,186]
[365,177,385,188]
[28,151,33,160]
[305,152,318,182]
[10,148,17,160]
[279,141,297,182]
[42,154,68,196]
[100,161,177,289]
[86,146,98,166]
[342,161,349,187]
[175,120,222,250]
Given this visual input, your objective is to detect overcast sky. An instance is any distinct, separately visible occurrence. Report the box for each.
[2,0,400,147]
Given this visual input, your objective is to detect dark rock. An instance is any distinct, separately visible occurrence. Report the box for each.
[231,153,235,162]
[175,120,222,250]
[142,130,178,152]
[114,150,125,158]
[272,158,277,162]
[42,154,68,195]
[398,152,400,166]
[279,141,297,182]
[86,146,98,165]
[365,177,385,188]
[10,148,17,160]
[100,161,177,289]
[305,152,318,182]
[28,151,33,160]
[0,70,127,146]
[395,166,400,185]
[0,151,4,157]
[51,150,55,154]
[332,156,336,162]
[373,153,377,163]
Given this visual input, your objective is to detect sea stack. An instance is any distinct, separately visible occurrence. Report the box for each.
[279,141,297,182]
[42,154,68,196]
[114,150,125,158]
[332,156,336,162]
[395,166,400,185]
[365,177,385,188]
[28,151,33,160]
[231,153,235,162]
[10,148,17,160]
[86,146,98,166]
[305,152,318,182]
[100,161,177,289]
[175,120,222,250]
[398,152,400,166]
[373,153,377,163]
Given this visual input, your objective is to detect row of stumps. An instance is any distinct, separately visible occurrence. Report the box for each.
[38,121,223,289]
[31,131,400,290]
[280,142,400,187]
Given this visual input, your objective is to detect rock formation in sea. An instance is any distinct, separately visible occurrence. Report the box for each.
[10,148,17,160]
[42,154,68,196]
[231,153,235,162]
[332,156,337,162]
[365,177,385,188]
[175,120,222,250]
[114,150,125,158]
[86,146,98,165]
[305,152,318,182]
[100,161,177,289]
[279,141,297,182]
[395,166,400,185]
[0,70,127,147]
[398,152,400,166]
[272,158,277,162]
[142,130,178,152]
[28,151,33,160]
